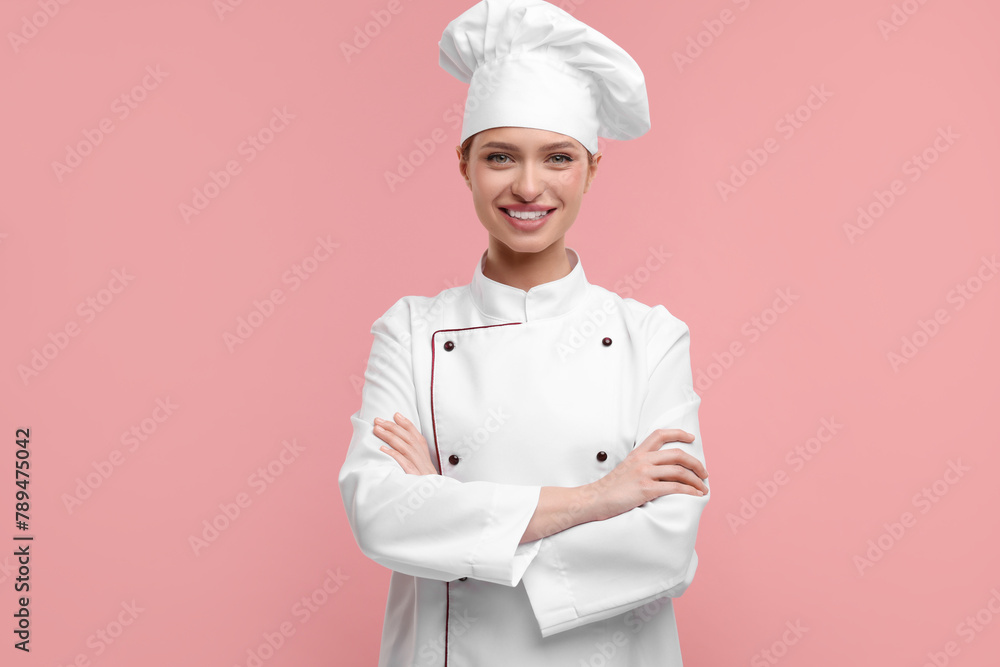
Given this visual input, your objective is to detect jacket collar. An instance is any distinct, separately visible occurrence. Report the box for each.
[470,246,589,322]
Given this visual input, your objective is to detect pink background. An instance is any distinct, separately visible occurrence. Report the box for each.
[2,0,998,665]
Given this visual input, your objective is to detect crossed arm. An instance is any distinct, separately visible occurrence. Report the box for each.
[341,301,710,635]
[373,412,709,544]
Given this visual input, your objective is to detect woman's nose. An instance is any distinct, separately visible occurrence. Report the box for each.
[511,163,544,200]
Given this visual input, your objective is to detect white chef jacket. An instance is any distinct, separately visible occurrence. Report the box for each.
[339,247,708,667]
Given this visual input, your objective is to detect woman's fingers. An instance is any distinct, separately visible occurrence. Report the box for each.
[375,423,421,473]
[375,414,418,444]
[649,462,710,494]
[374,413,437,476]
[376,415,422,448]
[649,448,709,480]
[379,444,418,474]
[652,480,709,498]
[635,428,696,451]
[373,421,414,454]
[393,412,416,431]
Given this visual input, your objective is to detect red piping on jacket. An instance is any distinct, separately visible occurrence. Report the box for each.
[428,322,521,667]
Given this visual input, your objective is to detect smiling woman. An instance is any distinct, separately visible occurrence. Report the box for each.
[457,127,601,290]
[338,1,710,666]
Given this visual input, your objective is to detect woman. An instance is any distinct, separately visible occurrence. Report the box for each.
[339,1,710,665]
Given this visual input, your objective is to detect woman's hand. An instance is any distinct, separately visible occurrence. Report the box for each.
[373,413,438,476]
[584,428,708,522]
[520,429,709,544]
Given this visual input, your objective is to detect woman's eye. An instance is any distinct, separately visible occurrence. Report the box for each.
[550,154,573,164]
[486,153,511,164]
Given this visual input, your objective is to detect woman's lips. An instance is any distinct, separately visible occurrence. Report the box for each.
[499,207,555,231]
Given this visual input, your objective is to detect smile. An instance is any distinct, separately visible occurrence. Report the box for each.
[501,208,555,220]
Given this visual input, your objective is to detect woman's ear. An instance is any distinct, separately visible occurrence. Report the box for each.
[583,152,602,193]
[457,145,471,189]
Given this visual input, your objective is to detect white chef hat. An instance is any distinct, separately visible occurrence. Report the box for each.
[439,0,650,155]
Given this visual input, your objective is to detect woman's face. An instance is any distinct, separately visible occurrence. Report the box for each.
[458,126,601,256]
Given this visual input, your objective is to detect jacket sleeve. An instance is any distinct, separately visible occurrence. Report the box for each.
[520,305,709,637]
[338,298,543,586]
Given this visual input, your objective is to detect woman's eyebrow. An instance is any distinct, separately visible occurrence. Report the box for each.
[479,141,579,152]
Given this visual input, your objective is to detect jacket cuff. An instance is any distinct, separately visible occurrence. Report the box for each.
[469,484,542,586]
[522,539,700,637]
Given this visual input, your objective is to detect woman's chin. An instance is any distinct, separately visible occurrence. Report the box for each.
[494,235,561,256]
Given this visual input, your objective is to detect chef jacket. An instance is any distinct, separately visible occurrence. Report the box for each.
[339,246,709,667]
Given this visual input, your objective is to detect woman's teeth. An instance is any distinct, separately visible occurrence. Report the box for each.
[504,208,551,220]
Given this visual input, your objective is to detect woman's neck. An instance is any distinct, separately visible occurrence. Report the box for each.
[482,238,572,292]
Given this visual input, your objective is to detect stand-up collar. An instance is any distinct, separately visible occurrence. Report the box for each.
[470,247,589,322]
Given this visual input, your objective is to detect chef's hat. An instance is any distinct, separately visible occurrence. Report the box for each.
[439,0,650,155]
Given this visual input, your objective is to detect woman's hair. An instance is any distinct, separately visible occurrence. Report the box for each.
[460,134,595,165]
